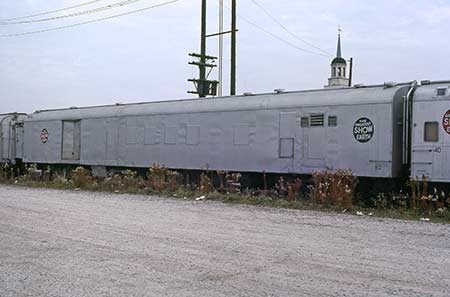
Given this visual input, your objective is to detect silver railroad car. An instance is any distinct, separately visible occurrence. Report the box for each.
[22,83,412,178]
[0,113,26,164]
[411,81,450,183]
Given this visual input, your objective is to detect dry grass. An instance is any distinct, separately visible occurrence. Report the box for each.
[309,169,358,209]
[199,172,212,194]
[0,163,448,223]
[71,166,96,189]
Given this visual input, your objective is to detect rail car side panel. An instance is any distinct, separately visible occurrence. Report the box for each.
[411,84,450,182]
[24,105,395,177]
[0,114,26,163]
[21,85,408,178]
[23,121,75,164]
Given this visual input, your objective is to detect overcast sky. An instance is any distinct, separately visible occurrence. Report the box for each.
[1,0,449,113]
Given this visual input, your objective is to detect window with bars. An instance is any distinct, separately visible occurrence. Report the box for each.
[301,117,309,127]
[328,116,338,127]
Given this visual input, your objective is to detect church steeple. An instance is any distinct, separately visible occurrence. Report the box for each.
[325,28,349,88]
[336,31,342,58]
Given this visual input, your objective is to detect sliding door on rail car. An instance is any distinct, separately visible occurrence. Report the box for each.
[62,120,81,161]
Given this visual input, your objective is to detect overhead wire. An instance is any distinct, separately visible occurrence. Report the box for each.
[234,10,330,58]
[0,0,180,38]
[0,0,105,22]
[249,0,333,57]
[0,0,144,25]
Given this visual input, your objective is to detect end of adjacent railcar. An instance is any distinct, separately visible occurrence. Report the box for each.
[410,80,450,183]
[0,113,27,165]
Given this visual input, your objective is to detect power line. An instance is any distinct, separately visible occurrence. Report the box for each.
[0,0,144,25]
[0,1,105,22]
[249,0,333,57]
[0,0,180,38]
[221,3,329,58]
[236,12,330,58]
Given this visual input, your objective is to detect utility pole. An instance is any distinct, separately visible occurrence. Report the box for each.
[348,57,353,87]
[188,0,237,98]
[218,0,224,97]
[199,0,207,91]
[188,0,218,98]
[230,0,237,96]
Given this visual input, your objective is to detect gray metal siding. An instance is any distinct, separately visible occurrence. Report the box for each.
[23,106,395,177]
[15,124,24,160]
[411,83,450,182]
[0,114,26,163]
[62,121,81,160]
[22,85,406,177]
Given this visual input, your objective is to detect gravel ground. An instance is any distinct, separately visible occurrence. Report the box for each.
[0,185,449,297]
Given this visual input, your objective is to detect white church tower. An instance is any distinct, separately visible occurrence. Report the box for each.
[326,30,349,88]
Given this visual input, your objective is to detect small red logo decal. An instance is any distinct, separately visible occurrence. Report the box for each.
[443,110,450,135]
[40,129,49,143]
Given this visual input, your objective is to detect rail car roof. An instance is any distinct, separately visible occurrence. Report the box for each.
[26,82,413,121]
[413,81,450,102]
[0,113,27,122]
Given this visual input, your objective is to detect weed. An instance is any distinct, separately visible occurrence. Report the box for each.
[0,162,448,224]
[0,163,12,181]
[20,164,41,182]
[199,172,212,194]
[275,177,288,196]
[147,164,168,192]
[287,178,302,202]
[71,167,95,189]
[225,172,241,193]
[309,169,358,209]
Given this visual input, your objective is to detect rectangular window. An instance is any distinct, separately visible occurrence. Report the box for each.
[328,116,337,127]
[301,117,309,127]
[424,122,439,142]
[310,114,324,127]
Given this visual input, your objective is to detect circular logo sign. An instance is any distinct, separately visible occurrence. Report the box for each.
[40,129,49,144]
[353,117,374,143]
[443,109,450,135]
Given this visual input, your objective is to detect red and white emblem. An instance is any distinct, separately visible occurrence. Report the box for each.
[40,129,49,143]
[443,110,450,135]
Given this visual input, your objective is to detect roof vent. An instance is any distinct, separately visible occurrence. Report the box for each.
[274,88,286,94]
[115,102,123,106]
[354,84,364,88]
[436,88,447,96]
[421,80,431,85]
[69,106,78,109]
[384,81,397,88]
[243,92,254,96]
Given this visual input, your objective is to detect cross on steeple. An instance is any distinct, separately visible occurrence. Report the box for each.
[336,26,342,58]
